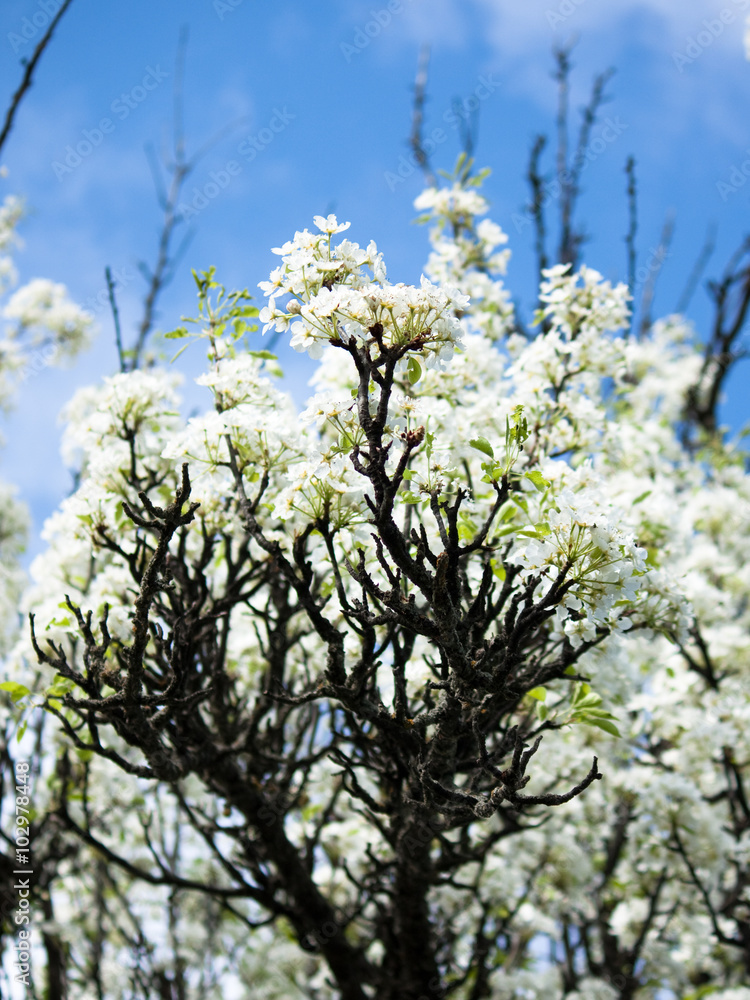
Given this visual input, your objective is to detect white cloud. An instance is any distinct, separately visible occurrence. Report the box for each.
[417,0,750,106]
[472,0,747,50]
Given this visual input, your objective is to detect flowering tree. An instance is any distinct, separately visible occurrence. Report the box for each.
[1,21,750,995]
[1,149,749,1000]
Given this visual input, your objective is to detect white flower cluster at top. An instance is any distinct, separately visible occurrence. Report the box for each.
[258,214,469,367]
[414,179,514,341]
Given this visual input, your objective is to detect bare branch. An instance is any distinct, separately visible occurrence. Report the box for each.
[409,44,437,188]
[0,0,76,157]
[675,221,716,315]
[638,211,674,339]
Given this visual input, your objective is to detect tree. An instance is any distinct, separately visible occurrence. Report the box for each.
[2,39,750,1000]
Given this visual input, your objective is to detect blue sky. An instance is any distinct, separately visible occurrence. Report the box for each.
[1,0,749,561]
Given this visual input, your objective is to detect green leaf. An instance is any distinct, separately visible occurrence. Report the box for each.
[516,525,550,540]
[407,357,422,384]
[499,502,517,523]
[16,720,28,742]
[490,559,506,581]
[682,985,722,1000]
[509,405,529,445]
[524,470,551,492]
[570,682,591,704]
[493,524,519,539]
[46,681,72,698]
[249,350,278,361]
[469,437,494,459]
[633,490,652,505]
[170,342,192,365]
[528,686,547,702]
[575,693,604,709]
[580,717,621,738]
[480,459,503,482]
[0,682,30,704]
[164,326,189,340]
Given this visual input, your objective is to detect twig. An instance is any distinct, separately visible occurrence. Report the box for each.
[453,95,477,162]
[565,65,614,235]
[126,26,249,370]
[105,266,126,373]
[528,134,549,288]
[409,44,436,188]
[638,211,674,339]
[554,45,571,257]
[0,0,76,158]
[553,43,614,269]
[625,156,637,306]
[686,234,750,437]
[128,26,192,370]
[675,222,716,315]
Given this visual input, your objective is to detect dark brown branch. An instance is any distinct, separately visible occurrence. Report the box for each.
[105,266,126,374]
[0,0,76,157]
[527,134,549,287]
[625,156,637,304]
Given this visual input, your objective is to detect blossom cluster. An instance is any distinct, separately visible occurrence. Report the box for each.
[259,214,469,368]
[415,178,515,341]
